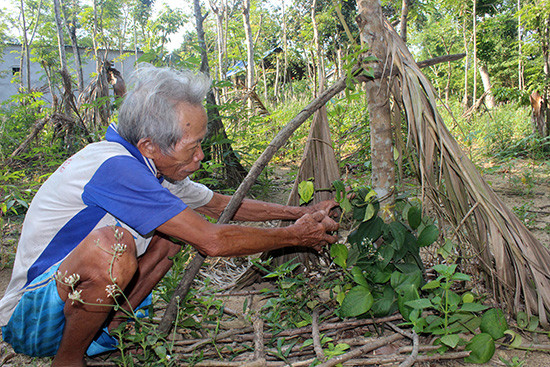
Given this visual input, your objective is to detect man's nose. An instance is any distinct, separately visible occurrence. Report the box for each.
[195,145,205,162]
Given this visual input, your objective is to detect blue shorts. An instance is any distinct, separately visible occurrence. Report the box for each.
[1,264,152,357]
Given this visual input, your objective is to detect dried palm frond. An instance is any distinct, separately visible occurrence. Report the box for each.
[371,20,550,324]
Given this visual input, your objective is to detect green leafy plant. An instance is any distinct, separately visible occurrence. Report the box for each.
[499,356,526,367]
[330,181,506,363]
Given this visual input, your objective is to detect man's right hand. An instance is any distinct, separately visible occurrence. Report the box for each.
[292,210,339,251]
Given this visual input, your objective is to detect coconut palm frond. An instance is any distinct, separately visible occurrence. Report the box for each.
[381,21,550,324]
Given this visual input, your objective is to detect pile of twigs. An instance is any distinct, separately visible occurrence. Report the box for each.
[87,307,471,367]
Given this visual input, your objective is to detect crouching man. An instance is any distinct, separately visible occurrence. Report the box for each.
[0,64,339,366]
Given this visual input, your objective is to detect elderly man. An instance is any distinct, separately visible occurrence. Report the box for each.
[0,65,338,366]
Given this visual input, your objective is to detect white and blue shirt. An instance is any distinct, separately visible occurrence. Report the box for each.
[0,124,213,325]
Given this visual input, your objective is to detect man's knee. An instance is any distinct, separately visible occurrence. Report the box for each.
[58,226,138,300]
[91,226,138,286]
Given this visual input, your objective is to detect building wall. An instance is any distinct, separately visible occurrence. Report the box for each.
[0,44,142,103]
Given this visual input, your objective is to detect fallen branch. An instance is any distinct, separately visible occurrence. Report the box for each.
[253,316,265,362]
[316,332,404,367]
[387,323,419,367]
[4,116,50,166]
[312,309,325,362]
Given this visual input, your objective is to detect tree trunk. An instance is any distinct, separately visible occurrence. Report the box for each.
[242,0,255,111]
[61,0,84,94]
[282,1,288,96]
[210,0,226,101]
[53,0,76,140]
[478,63,495,109]
[312,0,325,94]
[92,0,110,127]
[518,0,524,90]
[275,56,280,103]
[193,0,247,187]
[399,0,410,42]
[19,0,30,91]
[462,13,470,109]
[473,0,478,104]
[544,13,550,136]
[357,0,396,218]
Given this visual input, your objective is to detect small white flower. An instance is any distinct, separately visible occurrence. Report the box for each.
[112,243,127,254]
[55,270,66,282]
[68,289,83,304]
[63,273,80,286]
[113,228,124,241]
[105,284,118,298]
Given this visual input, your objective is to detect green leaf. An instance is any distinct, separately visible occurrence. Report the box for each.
[437,239,455,259]
[364,189,377,203]
[330,243,348,269]
[389,221,406,250]
[460,303,490,313]
[516,311,528,328]
[465,333,495,364]
[462,292,475,304]
[372,268,392,284]
[407,206,422,230]
[527,315,539,331]
[340,197,352,213]
[332,180,346,203]
[396,283,420,321]
[351,266,369,288]
[421,280,440,290]
[298,181,315,205]
[441,334,461,349]
[480,309,508,340]
[405,298,433,309]
[363,203,376,222]
[451,272,471,282]
[417,225,439,247]
[348,217,384,245]
[154,345,167,359]
[371,286,397,316]
[378,245,394,269]
[339,286,374,317]
[504,330,523,348]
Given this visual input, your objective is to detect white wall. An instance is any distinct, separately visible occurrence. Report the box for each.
[0,44,142,104]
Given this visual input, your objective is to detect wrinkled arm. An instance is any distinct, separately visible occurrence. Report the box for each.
[195,192,338,221]
[157,207,338,257]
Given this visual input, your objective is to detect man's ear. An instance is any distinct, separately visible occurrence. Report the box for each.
[137,138,160,159]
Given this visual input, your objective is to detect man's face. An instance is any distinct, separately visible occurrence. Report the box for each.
[153,103,207,182]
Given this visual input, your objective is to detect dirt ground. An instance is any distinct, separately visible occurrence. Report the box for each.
[0,158,549,366]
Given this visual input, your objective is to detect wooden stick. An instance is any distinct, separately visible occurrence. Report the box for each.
[386,323,419,367]
[253,316,265,361]
[316,333,404,367]
[312,308,325,362]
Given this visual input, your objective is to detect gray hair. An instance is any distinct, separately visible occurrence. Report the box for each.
[117,64,211,153]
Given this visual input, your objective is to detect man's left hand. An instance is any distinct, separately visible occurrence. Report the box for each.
[309,199,340,218]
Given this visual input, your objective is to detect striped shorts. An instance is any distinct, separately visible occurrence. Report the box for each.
[2,264,65,357]
[1,264,152,357]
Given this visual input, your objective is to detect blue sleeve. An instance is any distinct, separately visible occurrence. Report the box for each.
[81,156,187,235]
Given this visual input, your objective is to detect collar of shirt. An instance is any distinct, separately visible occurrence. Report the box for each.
[105,123,162,181]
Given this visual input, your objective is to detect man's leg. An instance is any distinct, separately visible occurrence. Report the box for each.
[52,226,138,367]
[107,232,181,331]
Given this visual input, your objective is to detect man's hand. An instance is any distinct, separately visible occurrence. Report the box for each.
[309,199,340,218]
[292,210,339,251]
